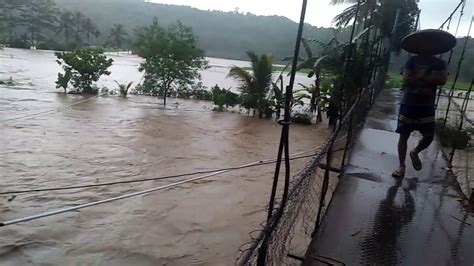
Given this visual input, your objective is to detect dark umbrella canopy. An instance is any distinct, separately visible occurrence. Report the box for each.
[401,29,457,55]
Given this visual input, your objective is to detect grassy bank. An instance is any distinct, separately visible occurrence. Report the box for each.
[272,66,311,74]
[244,65,311,75]
[387,73,472,90]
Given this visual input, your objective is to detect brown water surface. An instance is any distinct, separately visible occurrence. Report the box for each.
[0,48,328,265]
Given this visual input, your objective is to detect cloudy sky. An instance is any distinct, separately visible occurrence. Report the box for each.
[151,0,473,37]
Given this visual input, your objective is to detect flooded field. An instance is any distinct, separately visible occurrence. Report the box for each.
[0,48,329,265]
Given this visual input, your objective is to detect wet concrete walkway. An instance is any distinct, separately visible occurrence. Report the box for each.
[304,89,474,265]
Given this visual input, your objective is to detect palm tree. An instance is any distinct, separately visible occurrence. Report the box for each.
[73,11,85,44]
[56,11,74,44]
[108,24,128,49]
[331,0,419,47]
[228,51,273,118]
[290,38,332,123]
[82,17,99,45]
[331,0,378,28]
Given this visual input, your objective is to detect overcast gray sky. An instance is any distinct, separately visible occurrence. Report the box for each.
[151,0,473,37]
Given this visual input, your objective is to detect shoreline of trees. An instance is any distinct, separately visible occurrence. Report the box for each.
[0,0,130,52]
[1,0,434,126]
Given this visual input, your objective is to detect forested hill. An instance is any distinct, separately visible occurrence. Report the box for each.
[54,0,336,61]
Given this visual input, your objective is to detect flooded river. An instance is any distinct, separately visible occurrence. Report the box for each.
[0,48,328,265]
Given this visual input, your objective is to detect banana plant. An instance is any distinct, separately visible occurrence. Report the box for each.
[115,81,133,97]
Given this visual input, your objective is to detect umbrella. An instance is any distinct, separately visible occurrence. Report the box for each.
[401,29,457,55]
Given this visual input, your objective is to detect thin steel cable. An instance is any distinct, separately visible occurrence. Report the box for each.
[0,169,236,227]
[442,16,473,129]
[0,149,321,196]
[447,0,466,65]
[0,146,332,227]
[439,0,465,30]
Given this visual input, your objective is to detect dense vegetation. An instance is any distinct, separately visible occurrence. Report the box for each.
[0,0,339,61]
[0,0,472,81]
[1,0,471,123]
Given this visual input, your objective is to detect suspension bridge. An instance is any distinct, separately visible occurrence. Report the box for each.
[237,0,474,265]
[0,0,473,265]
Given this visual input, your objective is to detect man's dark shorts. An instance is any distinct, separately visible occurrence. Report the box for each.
[396,104,436,136]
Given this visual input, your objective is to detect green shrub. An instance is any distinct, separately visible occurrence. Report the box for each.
[55,48,113,94]
[211,85,240,110]
[386,75,402,88]
[291,113,312,125]
[437,123,471,149]
[116,81,133,97]
[192,89,212,100]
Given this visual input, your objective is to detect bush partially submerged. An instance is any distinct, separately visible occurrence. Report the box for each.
[211,85,240,111]
[437,122,471,149]
[55,48,113,94]
[291,113,312,125]
[116,81,133,97]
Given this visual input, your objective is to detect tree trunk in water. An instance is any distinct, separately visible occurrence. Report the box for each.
[315,69,322,123]
[163,89,167,106]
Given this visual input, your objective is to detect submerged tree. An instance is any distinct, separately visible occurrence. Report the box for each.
[55,48,113,94]
[108,24,128,49]
[228,52,273,118]
[134,18,208,105]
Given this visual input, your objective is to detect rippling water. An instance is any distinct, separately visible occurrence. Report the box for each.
[0,48,328,265]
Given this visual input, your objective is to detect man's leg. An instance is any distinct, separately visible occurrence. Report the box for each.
[412,133,434,154]
[395,133,410,176]
[409,133,434,171]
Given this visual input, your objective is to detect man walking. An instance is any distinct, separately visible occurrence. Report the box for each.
[391,52,448,178]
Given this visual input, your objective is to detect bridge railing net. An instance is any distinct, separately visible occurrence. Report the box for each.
[436,90,474,199]
[236,73,385,265]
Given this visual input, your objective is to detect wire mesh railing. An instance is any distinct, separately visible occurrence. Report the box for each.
[436,80,474,200]
[236,72,386,265]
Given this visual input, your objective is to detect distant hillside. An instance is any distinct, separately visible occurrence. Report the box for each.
[54,0,337,61]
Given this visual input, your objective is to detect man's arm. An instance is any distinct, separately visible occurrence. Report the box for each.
[425,69,448,86]
[402,57,416,88]
[403,70,417,87]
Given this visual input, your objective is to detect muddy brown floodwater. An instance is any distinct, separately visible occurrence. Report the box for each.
[0,48,329,265]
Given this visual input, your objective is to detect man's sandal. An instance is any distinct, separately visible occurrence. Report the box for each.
[410,151,422,171]
[392,169,405,178]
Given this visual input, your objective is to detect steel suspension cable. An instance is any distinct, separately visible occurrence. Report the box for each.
[0,148,324,196]
[447,0,466,65]
[257,1,307,264]
[0,146,331,227]
[442,16,473,129]
[439,0,465,30]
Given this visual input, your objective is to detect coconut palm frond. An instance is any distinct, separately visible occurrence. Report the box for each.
[301,38,313,58]
[353,25,374,43]
[333,4,359,27]
[228,66,253,90]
